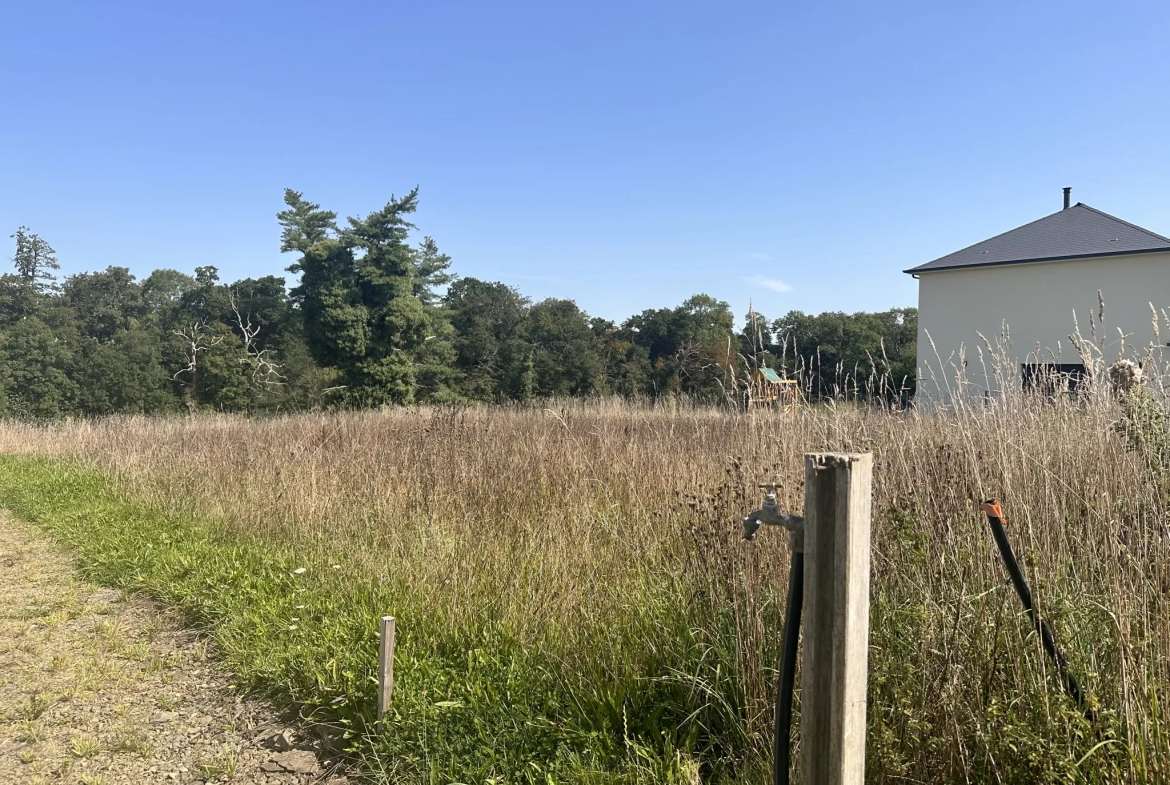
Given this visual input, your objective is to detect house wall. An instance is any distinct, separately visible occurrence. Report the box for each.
[915,250,1170,405]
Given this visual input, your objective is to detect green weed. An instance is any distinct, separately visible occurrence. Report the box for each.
[69,734,100,758]
[108,728,153,757]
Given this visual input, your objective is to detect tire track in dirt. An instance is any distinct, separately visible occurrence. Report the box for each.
[0,511,352,785]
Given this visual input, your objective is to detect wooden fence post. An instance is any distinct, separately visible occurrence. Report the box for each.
[377,615,396,728]
[802,453,873,785]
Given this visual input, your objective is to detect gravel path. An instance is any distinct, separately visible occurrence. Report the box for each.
[0,511,351,785]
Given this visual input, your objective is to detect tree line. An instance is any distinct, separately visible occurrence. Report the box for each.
[0,190,916,417]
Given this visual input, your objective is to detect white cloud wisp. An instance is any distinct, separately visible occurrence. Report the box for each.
[744,275,792,293]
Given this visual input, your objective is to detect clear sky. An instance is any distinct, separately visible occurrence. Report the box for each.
[3,1,1169,324]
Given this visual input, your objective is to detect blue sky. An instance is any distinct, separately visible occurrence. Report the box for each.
[2,1,1169,324]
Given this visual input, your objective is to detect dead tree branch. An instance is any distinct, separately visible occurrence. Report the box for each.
[172,320,225,412]
[230,290,286,389]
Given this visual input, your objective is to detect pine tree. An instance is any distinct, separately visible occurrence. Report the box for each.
[413,237,455,305]
[281,188,460,405]
[10,227,60,292]
[277,190,338,255]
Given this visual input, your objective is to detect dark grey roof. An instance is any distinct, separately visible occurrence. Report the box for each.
[905,203,1170,274]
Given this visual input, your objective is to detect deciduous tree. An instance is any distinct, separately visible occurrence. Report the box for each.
[0,316,77,417]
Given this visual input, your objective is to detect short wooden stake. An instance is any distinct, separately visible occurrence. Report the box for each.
[377,615,396,728]
[802,453,872,785]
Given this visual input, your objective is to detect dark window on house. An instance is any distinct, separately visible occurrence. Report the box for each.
[1020,363,1086,396]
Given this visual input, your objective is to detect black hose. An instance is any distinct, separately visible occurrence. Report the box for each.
[982,499,1095,721]
[774,550,803,785]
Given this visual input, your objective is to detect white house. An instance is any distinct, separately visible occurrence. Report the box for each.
[906,189,1170,404]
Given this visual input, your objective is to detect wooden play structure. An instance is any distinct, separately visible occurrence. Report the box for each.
[745,367,801,411]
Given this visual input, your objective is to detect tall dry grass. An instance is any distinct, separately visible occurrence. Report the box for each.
[1,390,1168,781]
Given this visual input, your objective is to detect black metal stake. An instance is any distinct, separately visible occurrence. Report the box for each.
[774,550,803,785]
[981,499,1094,721]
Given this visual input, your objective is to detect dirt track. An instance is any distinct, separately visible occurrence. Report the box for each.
[0,511,350,785]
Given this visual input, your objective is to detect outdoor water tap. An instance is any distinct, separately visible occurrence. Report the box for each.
[746,486,806,785]
[743,486,804,551]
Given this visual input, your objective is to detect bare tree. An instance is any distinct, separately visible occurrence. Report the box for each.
[229,290,285,389]
[172,320,224,413]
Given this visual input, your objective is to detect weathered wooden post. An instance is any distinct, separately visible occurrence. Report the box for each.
[802,453,872,785]
[377,615,396,728]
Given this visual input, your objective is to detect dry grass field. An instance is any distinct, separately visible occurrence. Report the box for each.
[0,392,1167,782]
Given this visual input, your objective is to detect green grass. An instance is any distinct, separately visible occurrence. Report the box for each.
[0,456,712,784]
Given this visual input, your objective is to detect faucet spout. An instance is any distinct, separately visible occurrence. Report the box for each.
[742,491,804,544]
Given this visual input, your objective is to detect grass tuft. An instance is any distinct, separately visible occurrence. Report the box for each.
[69,733,100,758]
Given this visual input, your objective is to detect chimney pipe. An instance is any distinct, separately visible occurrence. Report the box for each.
[1063,187,1071,210]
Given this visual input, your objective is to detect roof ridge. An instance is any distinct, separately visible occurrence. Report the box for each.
[1074,202,1170,244]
